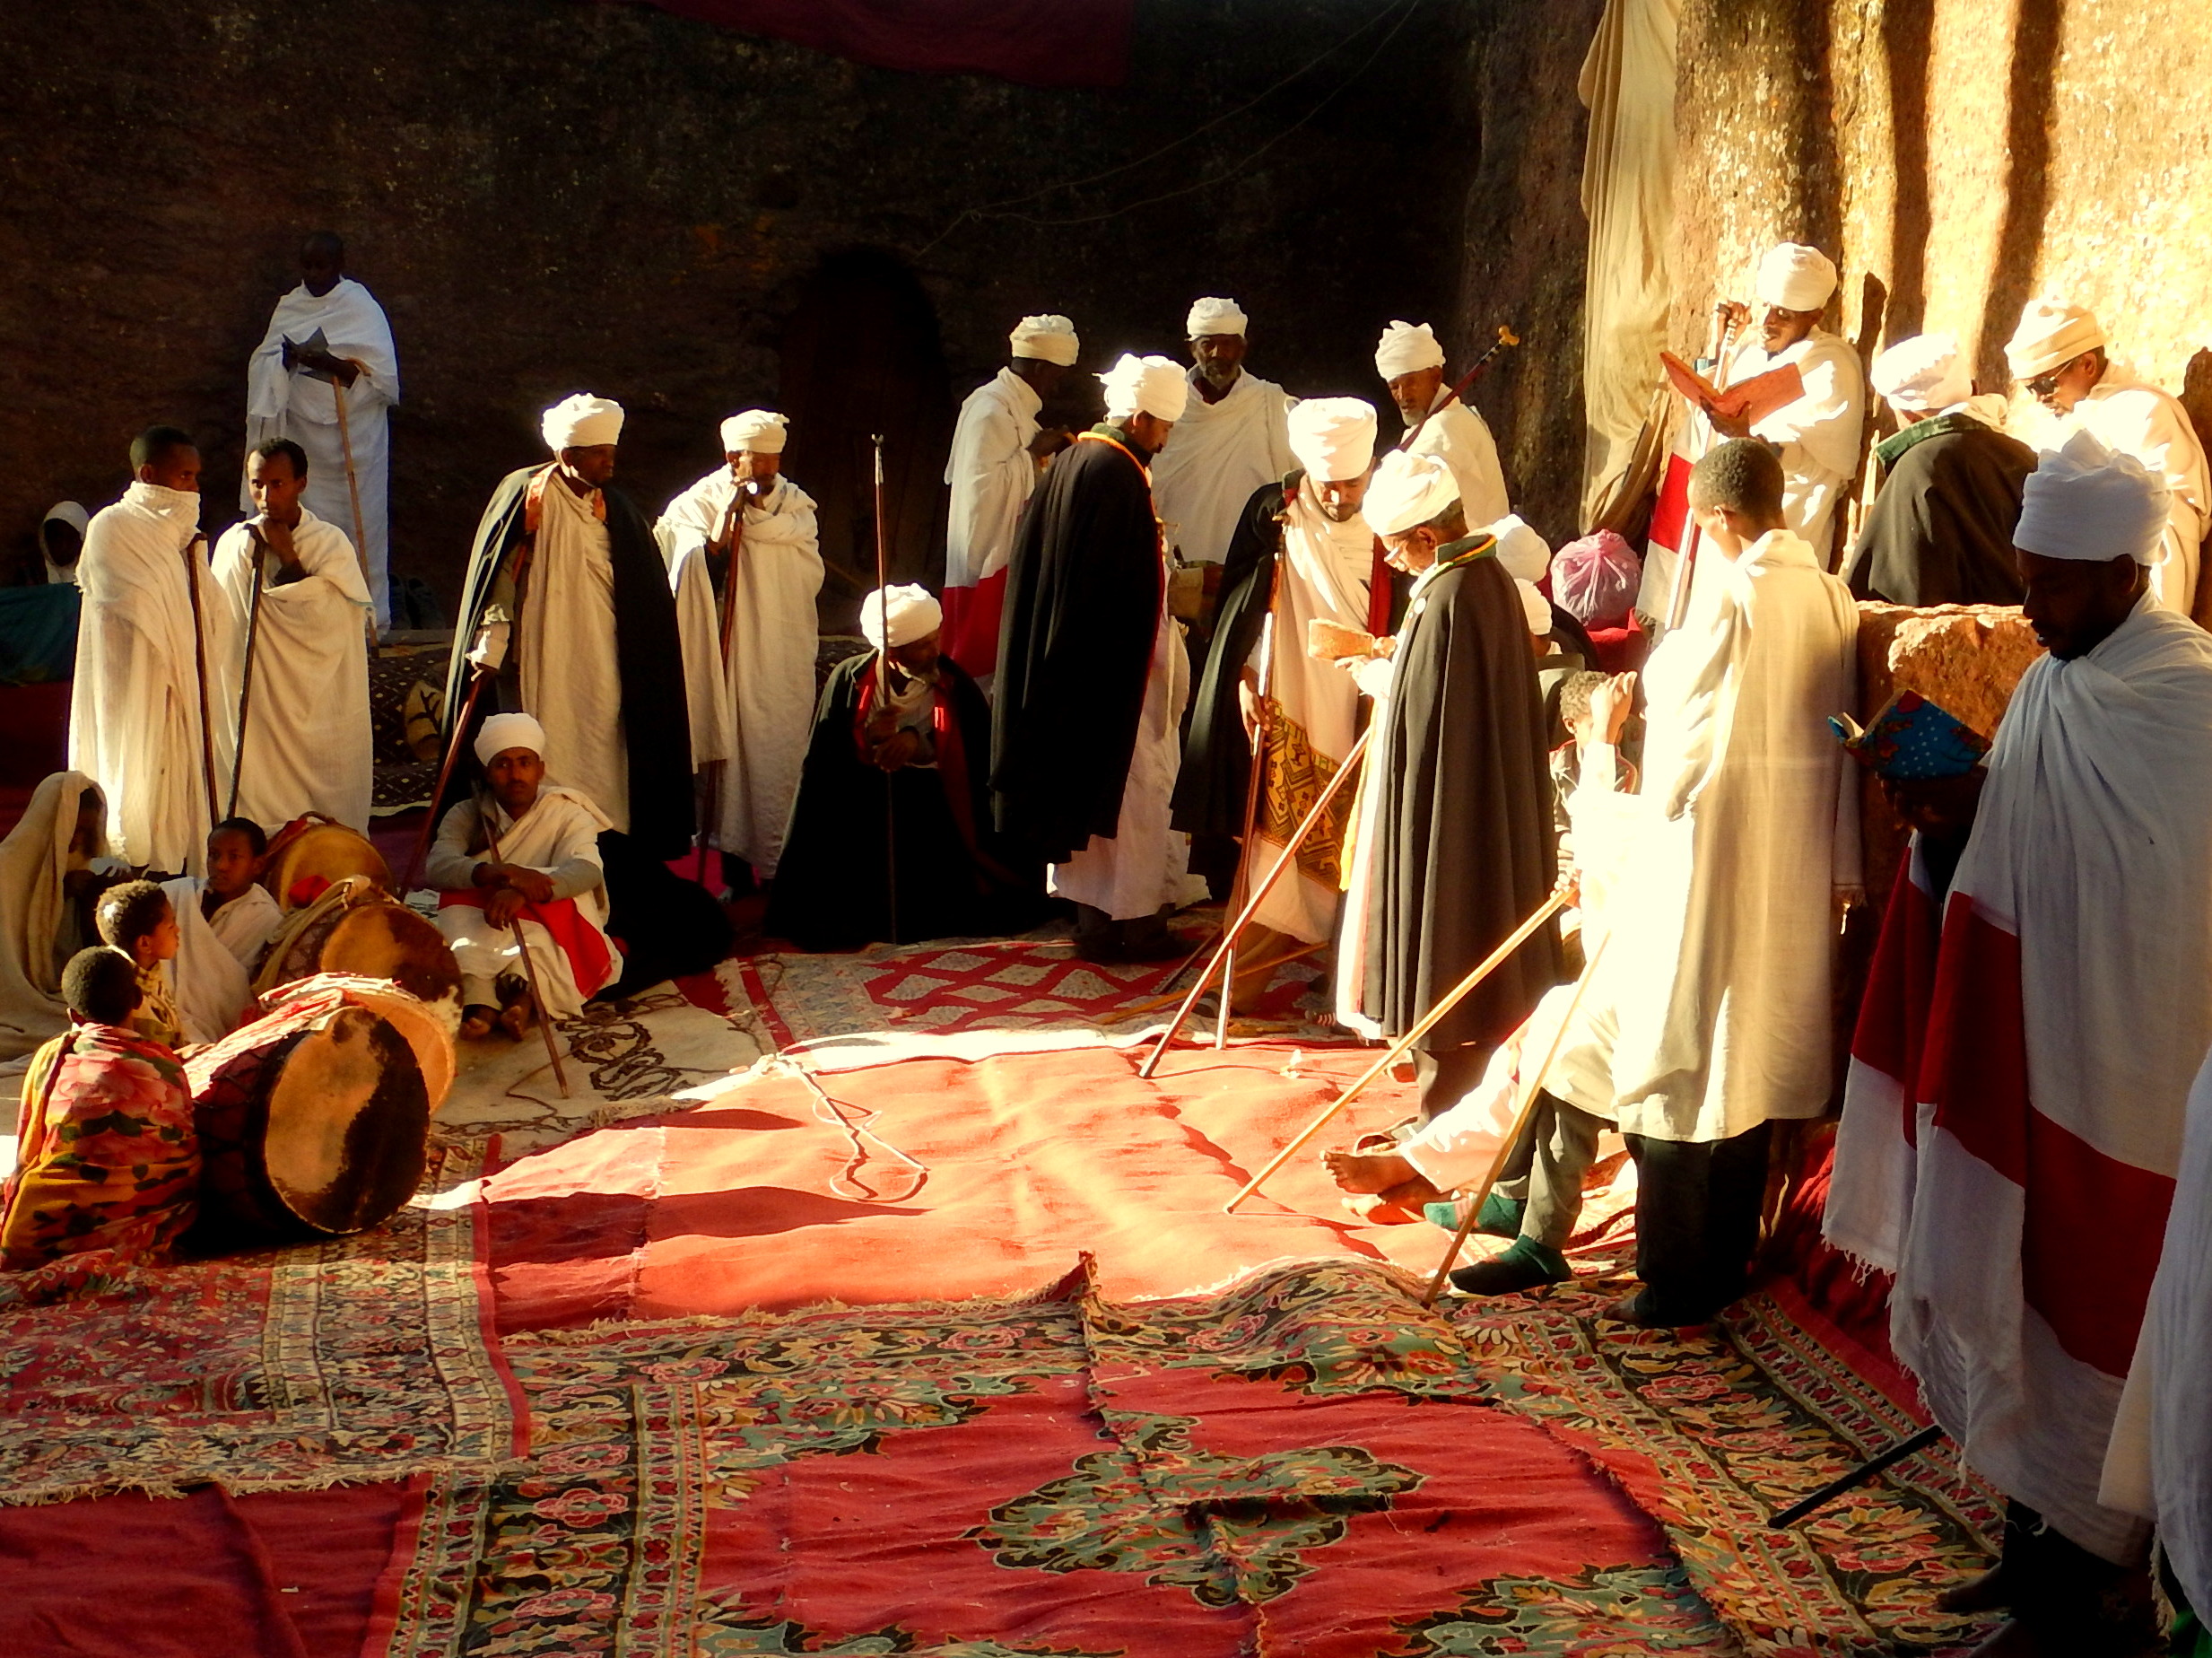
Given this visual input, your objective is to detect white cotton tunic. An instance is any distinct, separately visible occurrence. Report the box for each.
[1714,328,1867,564]
[210,509,374,833]
[1405,393,1511,530]
[427,784,618,1018]
[1148,369,1294,566]
[520,472,630,834]
[656,471,824,877]
[945,368,1042,592]
[241,278,400,628]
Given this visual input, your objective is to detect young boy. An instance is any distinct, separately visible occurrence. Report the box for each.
[199,818,283,970]
[94,880,185,1052]
[0,946,199,1269]
[159,819,284,1043]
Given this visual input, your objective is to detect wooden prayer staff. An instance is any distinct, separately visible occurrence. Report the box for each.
[1420,933,1610,1307]
[1399,324,1520,452]
[1220,884,1570,1213]
[697,486,747,885]
[1217,555,1285,1049]
[1136,727,1372,1080]
[473,788,572,1098]
[183,532,221,824]
[869,432,900,945]
[225,536,270,821]
[1664,301,1743,633]
[327,354,379,641]
[405,616,508,892]
[1765,1421,1945,1528]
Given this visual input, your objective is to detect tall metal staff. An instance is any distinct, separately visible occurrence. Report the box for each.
[868,433,900,945]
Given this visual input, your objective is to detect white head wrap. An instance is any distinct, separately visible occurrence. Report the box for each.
[1286,397,1377,483]
[1374,320,1447,380]
[1871,333,1973,414]
[2014,429,2169,565]
[541,393,624,451]
[1483,515,1551,584]
[2005,297,2108,380]
[1755,243,1839,312]
[720,409,789,454]
[475,711,548,766]
[1010,314,1080,365]
[1516,579,1553,638]
[1100,353,1189,423]
[1186,296,1248,337]
[1363,449,1461,537]
[860,583,944,650]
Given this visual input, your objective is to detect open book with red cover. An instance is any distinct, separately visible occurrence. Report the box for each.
[1660,350,1805,426]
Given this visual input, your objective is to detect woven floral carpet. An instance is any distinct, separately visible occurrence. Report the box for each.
[0,1150,521,1506]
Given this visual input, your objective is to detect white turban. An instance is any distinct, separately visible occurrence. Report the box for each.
[1010,315,1080,365]
[1186,296,1248,337]
[1374,320,1446,380]
[860,583,943,650]
[1363,449,1460,537]
[2005,297,2108,380]
[1870,332,1973,414]
[542,393,624,451]
[475,711,548,767]
[2014,429,2169,565]
[1100,353,1189,423]
[1516,579,1553,638]
[1483,514,1551,584]
[720,409,789,454]
[1286,397,1377,483]
[1755,243,1839,312]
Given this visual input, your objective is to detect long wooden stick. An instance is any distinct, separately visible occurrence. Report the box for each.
[1421,934,1609,1306]
[1399,325,1520,452]
[1221,886,1569,1213]
[183,534,221,828]
[699,487,746,886]
[405,668,492,891]
[1664,304,1742,633]
[1137,728,1372,1079]
[225,539,268,822]
[475,791,571,1098]
[329,357,378,636]
[1218,555,1283,1048]
[869,434,899,945]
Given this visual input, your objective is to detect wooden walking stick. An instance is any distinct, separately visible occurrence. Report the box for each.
[225,530,272,822]
[1421,933,1609,1306]
[1398,325,1520,452]
[182,532,221,825]
[698,485,746,885]
[1221,885,1570,1213]
[1664,301,1744,633]
[1216,554,1284,1048]
[405,615,508,891]
[1136,728,1372,1079]
[473,786,572,1098]
[869,433,900,944]
[325,355,380,640]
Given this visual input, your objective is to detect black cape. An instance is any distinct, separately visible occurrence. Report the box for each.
[1363,537,1563,1055]
[1844,415,2033,606]
[989,428,1163,861]
[767,652,1045,951]
[441,466,695,860]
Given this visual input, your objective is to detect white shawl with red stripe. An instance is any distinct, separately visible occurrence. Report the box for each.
[1826,594,2212,1562]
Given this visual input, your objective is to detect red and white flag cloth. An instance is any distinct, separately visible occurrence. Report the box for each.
[1825,595,2212,1563]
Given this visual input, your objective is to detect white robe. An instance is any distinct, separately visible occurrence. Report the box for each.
[942,369,1041,685]
[522,471,631,835]
[0,772,112,1060]
[426,785,618,1018]
[1148,370,1294,566]
[210,510,374,834]
[1714,328,1867,564]
[68,484,229,876]
[656,472,824,877]
[1250,484,1373,944]
[242,278,399,628]
[1542,529,1859,1142]
[1405,393,1511,529]
[157,877,277,1046]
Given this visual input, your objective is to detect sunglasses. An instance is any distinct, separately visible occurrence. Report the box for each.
[2025,354,2086,397]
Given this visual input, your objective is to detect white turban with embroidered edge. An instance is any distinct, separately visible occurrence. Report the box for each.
[1100,353,1189,423]
[1287,397,1377,482]
[1374,320,1446,380]
[2015,429,2169,565]
[720,409,789,454]
[1010,315,1080,365]
[1871,333,1973,414]
[860,583,944,650]
[1755,243,1839,312]
[542,393,624,451]
[475,711,548,767]
[1363,449,1461,537]
[2005,297,2108,380]
[1186,296,1248,337]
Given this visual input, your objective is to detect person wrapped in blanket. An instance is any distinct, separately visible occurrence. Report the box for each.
[426,711,620,1041]
[1,946,199,1269]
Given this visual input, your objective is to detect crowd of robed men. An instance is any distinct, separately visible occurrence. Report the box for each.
[12,230,2212,1655]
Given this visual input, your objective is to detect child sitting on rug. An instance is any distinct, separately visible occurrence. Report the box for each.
[0,946,200,1270]
[95,880,185,1052]
[158,820,286,1045]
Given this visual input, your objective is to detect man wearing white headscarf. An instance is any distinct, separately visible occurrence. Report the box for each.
[1705,243,1865,563]
[1176,397,1379,988]
[657,409,824,881]
[443,393,697,864]
[1375,321,1510,529]
[1147,298,1294,570]
[1826,430,2212,1655]
[39,503,87,586]
[770,585,1043,951]
[240,232,401,629]
[1845,332,2034,606]
[426,711,619,1038]
[941,315,1080,685]
[993,354,1206,962]
[2007,297,2212,623]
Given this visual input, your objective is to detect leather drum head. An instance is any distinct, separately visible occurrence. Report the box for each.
[266,824,394,912]
[261,1006,429,1235]
[320,903,464,1012]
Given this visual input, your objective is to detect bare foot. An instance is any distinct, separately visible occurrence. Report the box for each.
[459,1004,499,1041]
[497,988,537,1041]
[1322,1147,1438,1200]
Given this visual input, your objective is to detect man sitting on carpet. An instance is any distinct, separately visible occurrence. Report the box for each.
[95,881,185,1053]
[1,945,199,1270]
[159,819,284,1045]
[767,584,1043,952]
[426,712,620,1040]
[0,771,127,1062]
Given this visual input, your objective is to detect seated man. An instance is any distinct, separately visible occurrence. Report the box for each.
[1,946,199,1270]
[426,713,620,1040]
[94,881,185,1052]
[0,771,126,1061]
[159,819,285,1044]
[768,584,1044,951]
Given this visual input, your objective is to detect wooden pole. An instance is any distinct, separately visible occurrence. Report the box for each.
[1664,303,1742,633]
[869,434,899,945]
[475,789,572,1098]
[182,533,221,830]
[328,357,379,640]
[1220,886,1568,1213]
[224,538,269,822]
[699,487,745,886]
[1217,555,1283,1047]
[405,668,493,891]
[1420,934,1608,1306]
[1398,325,1520,452]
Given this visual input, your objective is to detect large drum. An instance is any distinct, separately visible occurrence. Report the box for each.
[187,979,432,1243]
[261,972,457,1112]
[263,815,393,911]
[255,875,462,1017]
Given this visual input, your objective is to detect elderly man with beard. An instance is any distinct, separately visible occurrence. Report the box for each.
[1374,321,1510,529]
[1147,297,1293,570]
